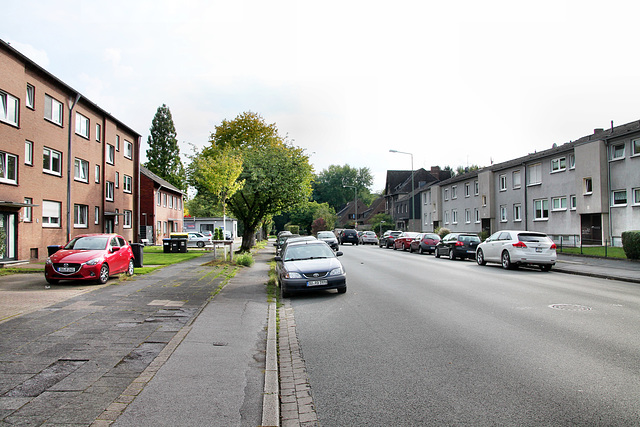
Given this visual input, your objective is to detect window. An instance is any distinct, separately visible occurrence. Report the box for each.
[633,188,640,205]
[534,199,549,220]
[96,123,102,142]
[482,195,487,207]
[95,206,100,224]
[610,143,625,161]
[444,211,449,224]
[632,139,640,157]
[74,158,89,183]
[0,90,19,126]
[0,151,18,184]
[452,209,458,224]
[123,210,132,228]
[106,181,114,201]
[75,112,89,138]
[474,208,480,223]
[514,204,522,222]
[74,204,88,228]
[163,193,167,207]
[499,174,507,191]
[42,200,61,227]
[551,157,566,172]
[116,135,120,152]
[124,140,132,159]
[465,183,470,197]
[123,175,132,193]
[157,191,161,206]
[569,154,576,169]
[25,140,33,165]
[43,147,62,175]
[444,188,449,201]
[106,144,115,164]
[95,165,100,183]
[611,190,627,207]
[527,163,542,185]
[44,94,63,125]
[500,205,507,222]
[26,84,35,109]
[552,196,567,211]
[451,186,457,199]
[465,209,471,224]
[157,221,161,235]
[168,195,173,209]
[570,195,577,210]
[512,170,521,189]
[474,180,479,195]
[23,198,32,222]
[115,171,119,188]
[584,177,593,195]
[115,209,119,225]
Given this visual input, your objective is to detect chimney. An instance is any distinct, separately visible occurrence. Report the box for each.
[430,166,441,175]
[593,128,604,135]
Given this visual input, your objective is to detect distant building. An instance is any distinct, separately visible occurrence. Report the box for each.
[139,165,184,244]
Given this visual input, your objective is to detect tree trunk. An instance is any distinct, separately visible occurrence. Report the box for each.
[240,228,256,253]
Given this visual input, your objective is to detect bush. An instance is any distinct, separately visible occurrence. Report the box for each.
[479,230,490,241]
[435,227,450,239]
[235,252,254,267]
[214,228,223,240]
[286,225,300,235]
[621,231,640,260]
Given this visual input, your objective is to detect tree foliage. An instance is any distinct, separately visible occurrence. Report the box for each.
[286,201,337,235]
[312,165,374,210]
[145,104,186,190]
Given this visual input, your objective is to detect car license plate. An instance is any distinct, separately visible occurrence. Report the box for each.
[58,267,75,273]
[536,248,542,253]
[307,280,328,287]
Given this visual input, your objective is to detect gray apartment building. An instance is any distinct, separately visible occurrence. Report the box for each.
[392,120,640,246]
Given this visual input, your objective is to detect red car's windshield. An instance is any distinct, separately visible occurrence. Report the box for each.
[64,236,109,250]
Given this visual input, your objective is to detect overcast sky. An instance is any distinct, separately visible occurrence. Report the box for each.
[4,0,640,191]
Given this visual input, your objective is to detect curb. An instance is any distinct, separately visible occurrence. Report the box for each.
[262,301,280,426]
[553,266,640,284]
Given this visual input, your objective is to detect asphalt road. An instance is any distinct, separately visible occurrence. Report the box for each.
[290,244,640,426]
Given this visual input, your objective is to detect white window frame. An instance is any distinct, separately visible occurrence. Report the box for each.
[168,195,173,209]
[116,135,120,152]
[115,209,119,225]
[551,157,566,173]
[95,206,100,224]
[106,181,114,201]
[44,94,63,126]
[452,209,458,224]
[96,123,102,142]
[633,188,640,206]
[157,191,161,206]
[0,151,18,184]
[512,170,521,189]
[23,197,32,222]
[124,140,132,159]
[610,143,625,161]
[513,204,522,222]
[570,195,577,210]
[0,90,19,126]
[43,147,62,176]
[527,163,542,186]
[451,185,457,199]
[42,200,61,228]
[465,208,471,224]
[465,183,470,198]
[632,139,640,157]
[611,190,627,207]
[74,158,89,183]
[552,196,567,211]
[75,112,89,138]
[474,180,479,195]
[115,171,119,188]
[26,84,35,110]
[534,199,549,221]
[444,211,449,224]
[106,144,115,165]
[123,175,132,193]
[569,154,576,169]
[474,208,480,223]
[95,164,100,183]
[123,210,132,228]
[584,177,593,195]
[25,140,33,165]
[444,188,449,201]
[74,204,88,228]
[499,205,507,222]
[499,174,507,191]
[163,193,167,207]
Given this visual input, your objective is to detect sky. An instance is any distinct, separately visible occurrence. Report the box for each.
[4,0,640,192]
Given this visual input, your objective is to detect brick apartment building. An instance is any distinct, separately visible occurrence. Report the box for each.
[139,165,184,244]
[0,39,140,263]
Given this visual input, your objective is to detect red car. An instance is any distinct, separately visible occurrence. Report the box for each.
[393,232,420,251]
[45,234,135,285]
[409,232,441,254]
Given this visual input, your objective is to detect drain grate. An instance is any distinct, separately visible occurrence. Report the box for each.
[549,304,592,311]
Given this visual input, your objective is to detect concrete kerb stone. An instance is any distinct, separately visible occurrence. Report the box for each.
[262,301,280,427]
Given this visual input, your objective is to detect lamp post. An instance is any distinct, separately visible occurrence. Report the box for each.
[343,184,357,229]
[389,149,414,230]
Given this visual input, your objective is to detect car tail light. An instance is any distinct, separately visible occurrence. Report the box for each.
[455,241,464,246]
[512,241,527,248]
[550,243,557,249]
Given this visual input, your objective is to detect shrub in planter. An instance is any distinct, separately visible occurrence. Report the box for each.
[214,228,223,240]
[621,231,640,260]
[436,227,450,240]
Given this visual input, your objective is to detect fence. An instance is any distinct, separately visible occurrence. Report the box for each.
[550,234,623,257]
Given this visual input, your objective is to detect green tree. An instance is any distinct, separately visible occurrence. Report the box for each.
[199,112,313,252]
[312,165,374,210]
[369,213,394,235]
[286,201,337,234]
[145,104,186,190]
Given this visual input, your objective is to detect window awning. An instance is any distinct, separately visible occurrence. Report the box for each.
[104,211,125,216]
[0,200,39,209]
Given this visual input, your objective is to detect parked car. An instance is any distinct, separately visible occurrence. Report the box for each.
[379,230,402,248]
[187,232,212,248]
[409,232,441,254]
[339,229,359,245]
[476,230,557,271]
[275,240,347,297]
[275,234,300,255]
[393,231,420,251]
[278,235,317,257]
[435,233,481,260]
[45,234,135,285]
[317,231,339,250]
[359,231,379,245]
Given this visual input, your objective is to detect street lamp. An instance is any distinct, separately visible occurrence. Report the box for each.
[389,149,414,231]
[343,183,357,229]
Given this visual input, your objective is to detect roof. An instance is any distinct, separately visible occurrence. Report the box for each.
[140,165,183,194]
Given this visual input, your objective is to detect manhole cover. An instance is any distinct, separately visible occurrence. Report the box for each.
[549,304,592,311]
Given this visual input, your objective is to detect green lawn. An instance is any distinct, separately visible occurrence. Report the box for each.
[558,246,628,259]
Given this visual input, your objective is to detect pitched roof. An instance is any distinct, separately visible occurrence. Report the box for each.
[140,165,183,194]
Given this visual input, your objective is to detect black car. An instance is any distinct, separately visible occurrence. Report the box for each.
[435,233,481,260]
[379,230,402,248]
[339,229,359,245]
[275,240,347,297]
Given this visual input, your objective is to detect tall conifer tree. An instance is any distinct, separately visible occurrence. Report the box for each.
[145,104,185,190]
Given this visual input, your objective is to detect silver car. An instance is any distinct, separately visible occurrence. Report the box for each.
[476,230,557,271]
[187,232,212,248]
[359,231,379,245]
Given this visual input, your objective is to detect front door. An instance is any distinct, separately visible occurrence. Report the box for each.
[581,214,602,245]
[105,217,115,234]
[0,213,17,260]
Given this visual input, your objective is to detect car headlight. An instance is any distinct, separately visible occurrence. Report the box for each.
[328,266,344,276]
[285,272,303,279]
[46,258,52,265]
[84,257,103,266]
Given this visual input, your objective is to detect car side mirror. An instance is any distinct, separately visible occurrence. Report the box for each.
[274,256,282,262]
[336,251,343,257]
[111,246,121,253]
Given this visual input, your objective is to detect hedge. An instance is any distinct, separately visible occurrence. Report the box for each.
[621,231,640,260]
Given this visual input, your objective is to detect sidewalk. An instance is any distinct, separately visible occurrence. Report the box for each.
[554,253,640,284]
